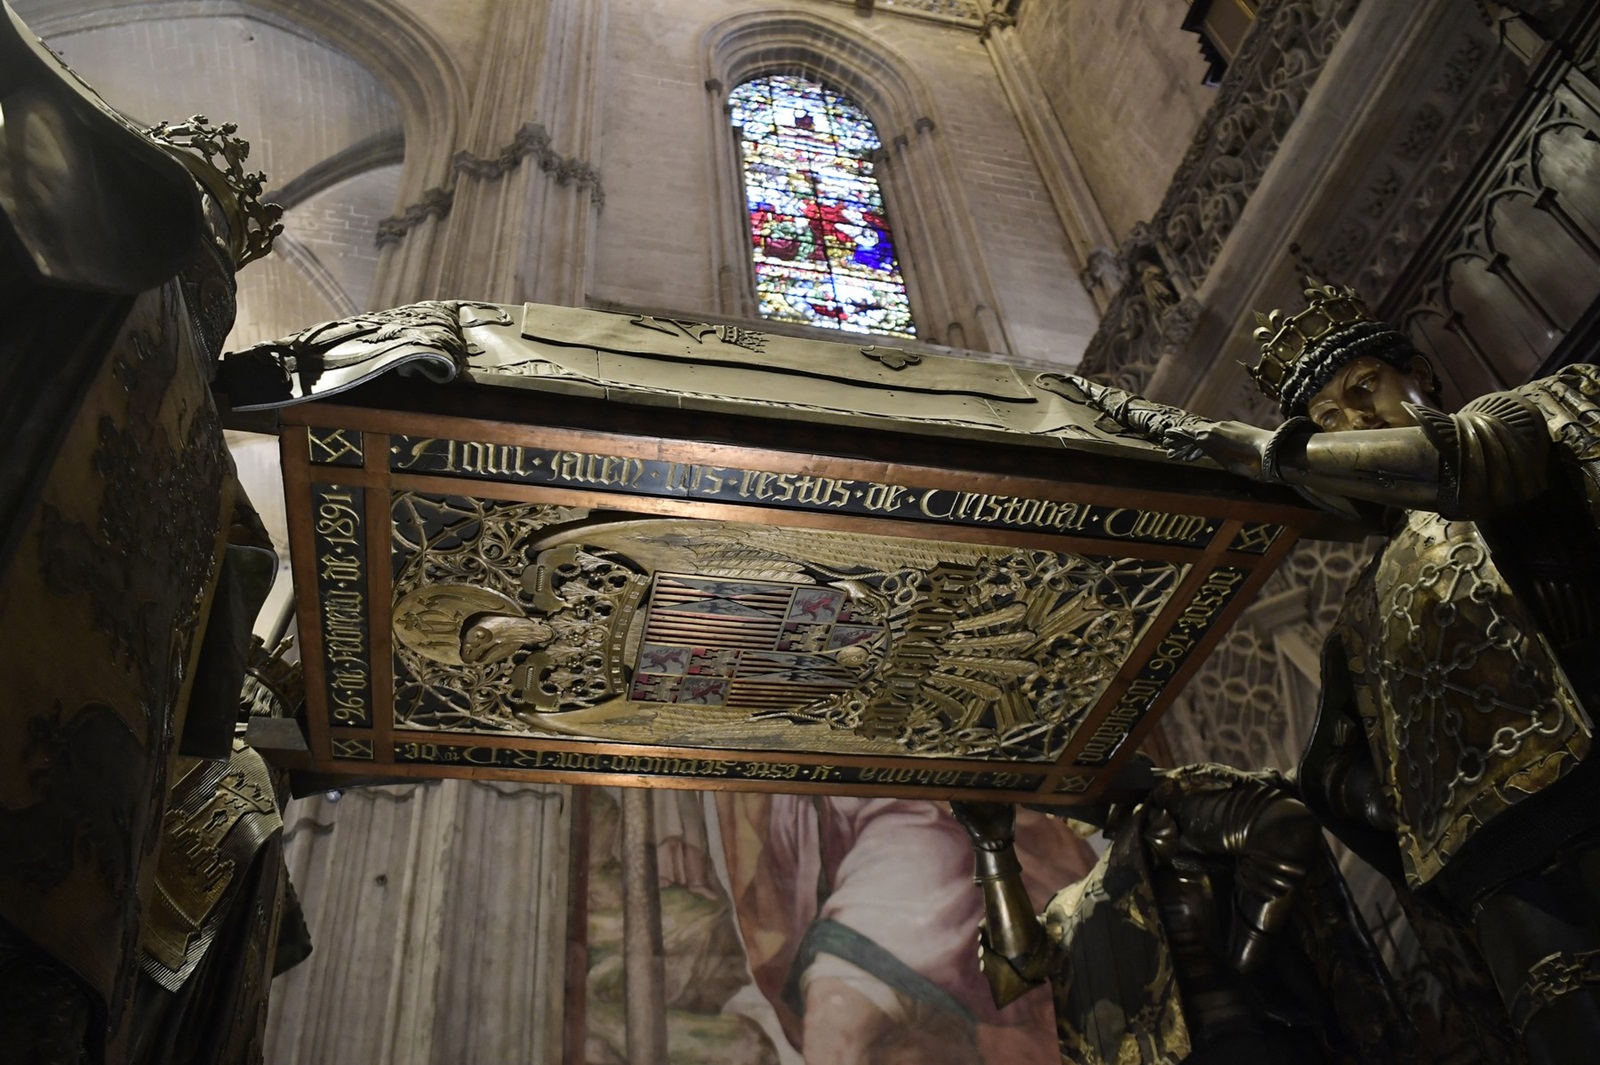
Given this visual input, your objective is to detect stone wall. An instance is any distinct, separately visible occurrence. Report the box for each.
[18,0,408,344]
[1013,0,1214,243]
[26,0,1113,367]
[587,0,1098,364]
[29,3,402,192]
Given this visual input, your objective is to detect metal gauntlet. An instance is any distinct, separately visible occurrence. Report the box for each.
[952,802,1053,1006]
[1168,780,1321,974]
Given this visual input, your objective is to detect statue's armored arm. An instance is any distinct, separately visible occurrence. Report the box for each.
[950,802,1054,1007]
[1268,392,1551,519]
[1309,742,1395,834]
[1296,650,1409,884]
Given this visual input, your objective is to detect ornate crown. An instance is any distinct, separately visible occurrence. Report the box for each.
[146,115,283,268]
[1249,279,1415,416]
[241,635,305,720]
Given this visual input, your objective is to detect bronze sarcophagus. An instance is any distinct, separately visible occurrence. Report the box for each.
[258,302,1327,804]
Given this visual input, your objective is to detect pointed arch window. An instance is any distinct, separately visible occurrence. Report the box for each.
[728,74,915,337]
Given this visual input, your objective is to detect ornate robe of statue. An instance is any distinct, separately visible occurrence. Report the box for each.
[1141,280,1600,1064]
[0,4,303,1061]
[1304,364,1600,900]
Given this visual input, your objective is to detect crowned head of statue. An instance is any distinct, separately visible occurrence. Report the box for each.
[1249,279,1440,432]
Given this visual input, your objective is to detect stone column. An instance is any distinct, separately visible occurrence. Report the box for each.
[620,786,668,1065]
[426,0,608,306]
[882,119,1012,354]
[706,78,759,319]
[264,779,571,1064]
[981,12,1116,305]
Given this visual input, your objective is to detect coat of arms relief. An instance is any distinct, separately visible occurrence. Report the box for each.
[389,491,1186,761]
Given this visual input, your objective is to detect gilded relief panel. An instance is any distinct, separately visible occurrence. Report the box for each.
[387,491,1186,762]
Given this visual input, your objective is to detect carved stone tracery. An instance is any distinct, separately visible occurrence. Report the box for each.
[1077,0,1362,393]
[1384,21,1600,396]
[1286,27,1528,361]
[1161,538,1374,772]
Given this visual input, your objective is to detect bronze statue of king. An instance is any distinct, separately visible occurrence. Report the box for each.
[1160,280,1600,1064]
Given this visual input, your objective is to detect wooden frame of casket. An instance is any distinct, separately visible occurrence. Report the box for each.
[269,304,1333,805]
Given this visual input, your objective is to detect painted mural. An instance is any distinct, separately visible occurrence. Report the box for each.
[581,788,1097,1064]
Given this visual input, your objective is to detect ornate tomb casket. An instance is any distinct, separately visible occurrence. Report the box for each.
[255,303,1331,804]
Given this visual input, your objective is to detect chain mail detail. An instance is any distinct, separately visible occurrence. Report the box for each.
[1342,510,1590,887]
[1168,372,1590,785]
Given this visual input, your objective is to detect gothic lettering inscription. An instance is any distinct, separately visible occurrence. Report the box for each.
[312,483,371,726]
[1070,566,1248,770]
[388,434,1218,548]
[390,741,1043,791]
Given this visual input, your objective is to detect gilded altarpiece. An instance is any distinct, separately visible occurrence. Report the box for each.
[278,304,1327,803]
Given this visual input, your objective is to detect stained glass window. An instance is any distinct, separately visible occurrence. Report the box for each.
[729,74,915,337]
